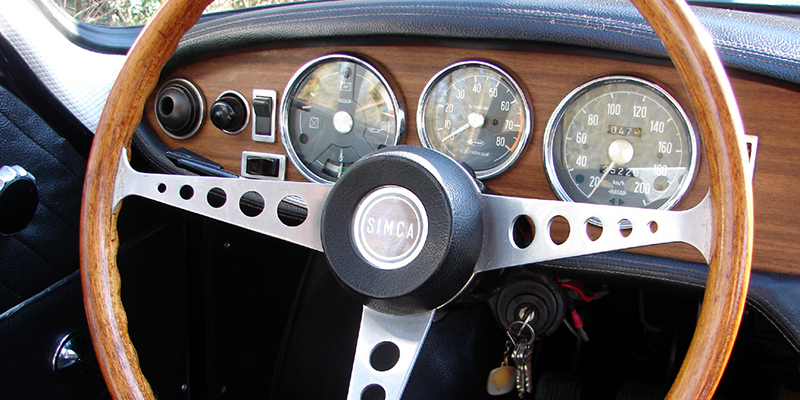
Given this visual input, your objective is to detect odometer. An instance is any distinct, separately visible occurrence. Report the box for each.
[544,76,697,214]
[417,61,531,179]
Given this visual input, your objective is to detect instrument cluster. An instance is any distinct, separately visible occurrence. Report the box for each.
[156,52,699,212]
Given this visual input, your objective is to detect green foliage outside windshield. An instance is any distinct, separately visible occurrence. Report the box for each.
[53,0,299,27]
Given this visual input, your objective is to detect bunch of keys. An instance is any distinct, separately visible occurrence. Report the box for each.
[487,310,535,398]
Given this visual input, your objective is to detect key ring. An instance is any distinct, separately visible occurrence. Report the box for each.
[506,310,536,345]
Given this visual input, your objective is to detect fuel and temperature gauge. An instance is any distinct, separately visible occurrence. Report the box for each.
[417,61,532,179]
[544,76,697,213]
[281,54,405,183]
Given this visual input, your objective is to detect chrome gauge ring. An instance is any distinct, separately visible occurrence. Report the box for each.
[543,76,697,219]
[280,54,406,183]
[417,61,532,180]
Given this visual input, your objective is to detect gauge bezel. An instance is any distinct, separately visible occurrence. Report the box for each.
[280,53,406,183]
[543,75,698,212]
[416,60,532,180]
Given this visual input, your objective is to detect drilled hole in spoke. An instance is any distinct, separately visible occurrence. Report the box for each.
[157,183,167,193]
[549,216,570,245]
[586,218,602,242]
[179,185,194,200]
[619,219,632,237]
[512,215,535,249]
[370,341,400,372]
[649,221,659,233]
[277,195,307,227]
[240,191,264,217]
[207,187,226,208]
[361,384,386,400]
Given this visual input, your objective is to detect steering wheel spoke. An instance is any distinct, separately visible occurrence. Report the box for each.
[112,149,330,251]
[475,192,713,273]
[347,307,435,400]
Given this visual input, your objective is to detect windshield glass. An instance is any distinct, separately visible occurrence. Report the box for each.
[53,0,306,27]
[53,0,800,27]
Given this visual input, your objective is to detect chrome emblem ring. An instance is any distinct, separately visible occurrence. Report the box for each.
[352,186,428,270]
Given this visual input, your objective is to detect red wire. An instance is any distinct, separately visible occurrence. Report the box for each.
[570,309,584,330]
[560,282,596,302]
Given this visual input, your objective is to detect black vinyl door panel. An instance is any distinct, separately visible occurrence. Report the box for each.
[0,84,85,310]
[0,84,108,398]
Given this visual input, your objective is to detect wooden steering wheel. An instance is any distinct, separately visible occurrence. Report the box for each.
[80,0,753,399]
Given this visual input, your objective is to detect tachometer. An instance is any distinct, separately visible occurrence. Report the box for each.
[544,76,697,213]
[281,54,405,183]
[417,61,531,179]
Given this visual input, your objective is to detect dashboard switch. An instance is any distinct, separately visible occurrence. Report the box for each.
[252,89,277,143]
[210,91,249,134]
[241,152,285,180]
[246,157,279,177]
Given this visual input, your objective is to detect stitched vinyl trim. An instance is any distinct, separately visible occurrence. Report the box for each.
[34,196,79,231]
[181,4,800,70]
[6,234,71,275]
[748,297,800,353]
[0,270,78,322]
[0,279,23,300]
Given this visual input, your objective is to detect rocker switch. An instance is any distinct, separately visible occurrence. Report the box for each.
[252,89,277,143]
[241,152,286,181]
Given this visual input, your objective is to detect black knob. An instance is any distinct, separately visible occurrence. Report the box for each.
[0,165,38,235]
[157,87,194,131]
[210,94,247,133]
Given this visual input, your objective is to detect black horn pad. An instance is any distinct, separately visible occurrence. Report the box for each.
[321,146,483,315]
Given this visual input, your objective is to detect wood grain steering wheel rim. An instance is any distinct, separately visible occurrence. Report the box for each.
[80,0,753,399]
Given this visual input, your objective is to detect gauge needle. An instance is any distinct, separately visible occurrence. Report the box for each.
[587,139,635,199]
[587,161,615,199]
[441,112,485,142]
[442,123,471,142]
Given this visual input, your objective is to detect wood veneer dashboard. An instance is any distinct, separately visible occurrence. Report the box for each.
[144,43,800,276]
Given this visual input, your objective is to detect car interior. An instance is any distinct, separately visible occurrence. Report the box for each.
[0,0,799,399]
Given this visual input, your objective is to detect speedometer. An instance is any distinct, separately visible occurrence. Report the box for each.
[417,61,531,179]
[543,76,697,212]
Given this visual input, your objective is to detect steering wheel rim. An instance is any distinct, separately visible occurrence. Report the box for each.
[80,0,753,399]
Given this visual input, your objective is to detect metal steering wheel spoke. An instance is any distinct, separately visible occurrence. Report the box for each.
[347,307,435,400]
[475,192,713,273]
[112,149,330,251]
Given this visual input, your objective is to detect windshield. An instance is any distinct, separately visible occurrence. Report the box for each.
[53,0,306,27]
